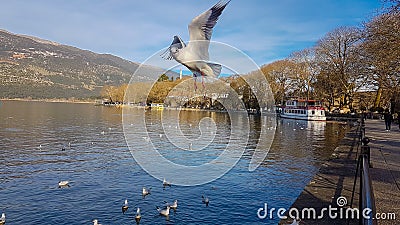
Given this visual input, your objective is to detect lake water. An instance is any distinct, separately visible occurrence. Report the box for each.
[0,100,349,225]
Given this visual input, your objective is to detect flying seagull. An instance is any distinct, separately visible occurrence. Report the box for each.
[162,0,231,89]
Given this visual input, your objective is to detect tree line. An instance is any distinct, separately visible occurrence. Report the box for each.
[259,0,399,112]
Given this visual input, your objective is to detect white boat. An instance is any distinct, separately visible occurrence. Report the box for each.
[280,99,326,121]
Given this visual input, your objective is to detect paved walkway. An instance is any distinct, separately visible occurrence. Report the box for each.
[279,119,400,225]
[365,119,400,225]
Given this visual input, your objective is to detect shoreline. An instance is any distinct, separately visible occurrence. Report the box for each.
[279,119,400,225]
[0,98,95,104]
[279,125,360,224]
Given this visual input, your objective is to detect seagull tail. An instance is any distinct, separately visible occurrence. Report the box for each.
[207,63,222,77]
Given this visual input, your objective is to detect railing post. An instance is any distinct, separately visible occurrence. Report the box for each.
[361,118,366,140]
[361,137,371,167]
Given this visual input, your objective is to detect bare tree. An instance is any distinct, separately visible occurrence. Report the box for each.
[315,26,365,111]
[100,85,117,102]
[362,9,400,108]
[260,59,296,105]
[289,48,319,101]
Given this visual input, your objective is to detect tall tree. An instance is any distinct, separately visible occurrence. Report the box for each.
[362,7,400,108]
[315,26,365,110]
[260,59,296,105]
[289,48,319,100]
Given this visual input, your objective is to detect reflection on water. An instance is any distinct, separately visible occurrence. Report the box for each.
[0,101,349,224]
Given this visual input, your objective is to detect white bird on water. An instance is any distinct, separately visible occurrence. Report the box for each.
[0,213,5,225]
[162,0,231,89]
[163,178,171,187]
[157,206,170,217]
[169,200,178,210]
[202,195,209,207]
[92,219,102,225]
[58,180,70,188]
[142,187,151,196]
[135,208,141,224]
[122,199,129,214]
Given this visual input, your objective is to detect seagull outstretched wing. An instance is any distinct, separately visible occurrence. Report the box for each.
[187,0,230,59]
[188,0,230,41]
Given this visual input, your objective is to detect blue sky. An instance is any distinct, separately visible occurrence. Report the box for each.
[0,0,383,67]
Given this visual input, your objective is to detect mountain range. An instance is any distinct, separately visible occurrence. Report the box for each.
[0,29,174,99]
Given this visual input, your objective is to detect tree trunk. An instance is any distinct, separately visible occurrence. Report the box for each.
[374,87,383,108]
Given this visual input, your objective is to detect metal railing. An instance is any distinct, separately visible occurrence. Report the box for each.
[360,154,377,225]
[350,118,377,225]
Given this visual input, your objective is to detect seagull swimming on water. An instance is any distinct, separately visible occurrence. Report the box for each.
[92,219,102,225]
[58,180,70,188]
[169,200,178,210]
[122,199,129,214]
[202,195,209,207]
[0,213,5,225]
[162,0,231,89]
[156,205,170,217]
[142,187,151,197]
[135,208,141,224]
[163,178,171,188]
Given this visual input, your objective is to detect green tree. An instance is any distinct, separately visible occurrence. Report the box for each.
[157,74,169,82]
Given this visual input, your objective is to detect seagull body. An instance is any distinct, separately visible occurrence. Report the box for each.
[202,195,209,207]
[122,199,129,214]
[0,213,5,225]
[163,0,230,84]
[169,200,178,210]
[135,208,141,224]
[163,178,171,187]
[142,187,151,196]
[58,180,70,188]
[93,219,101,225]
[157,206,170,217]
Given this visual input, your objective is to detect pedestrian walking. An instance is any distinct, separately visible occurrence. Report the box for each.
[383,110,392,131]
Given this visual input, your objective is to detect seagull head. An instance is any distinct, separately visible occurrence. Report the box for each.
[166,35,186,59]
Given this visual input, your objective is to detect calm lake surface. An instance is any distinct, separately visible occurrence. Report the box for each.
[0,100,349,225]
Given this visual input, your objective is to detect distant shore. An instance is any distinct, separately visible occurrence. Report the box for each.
[0,98,95,104]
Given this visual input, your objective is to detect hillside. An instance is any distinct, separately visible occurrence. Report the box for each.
[0,29,171,99]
